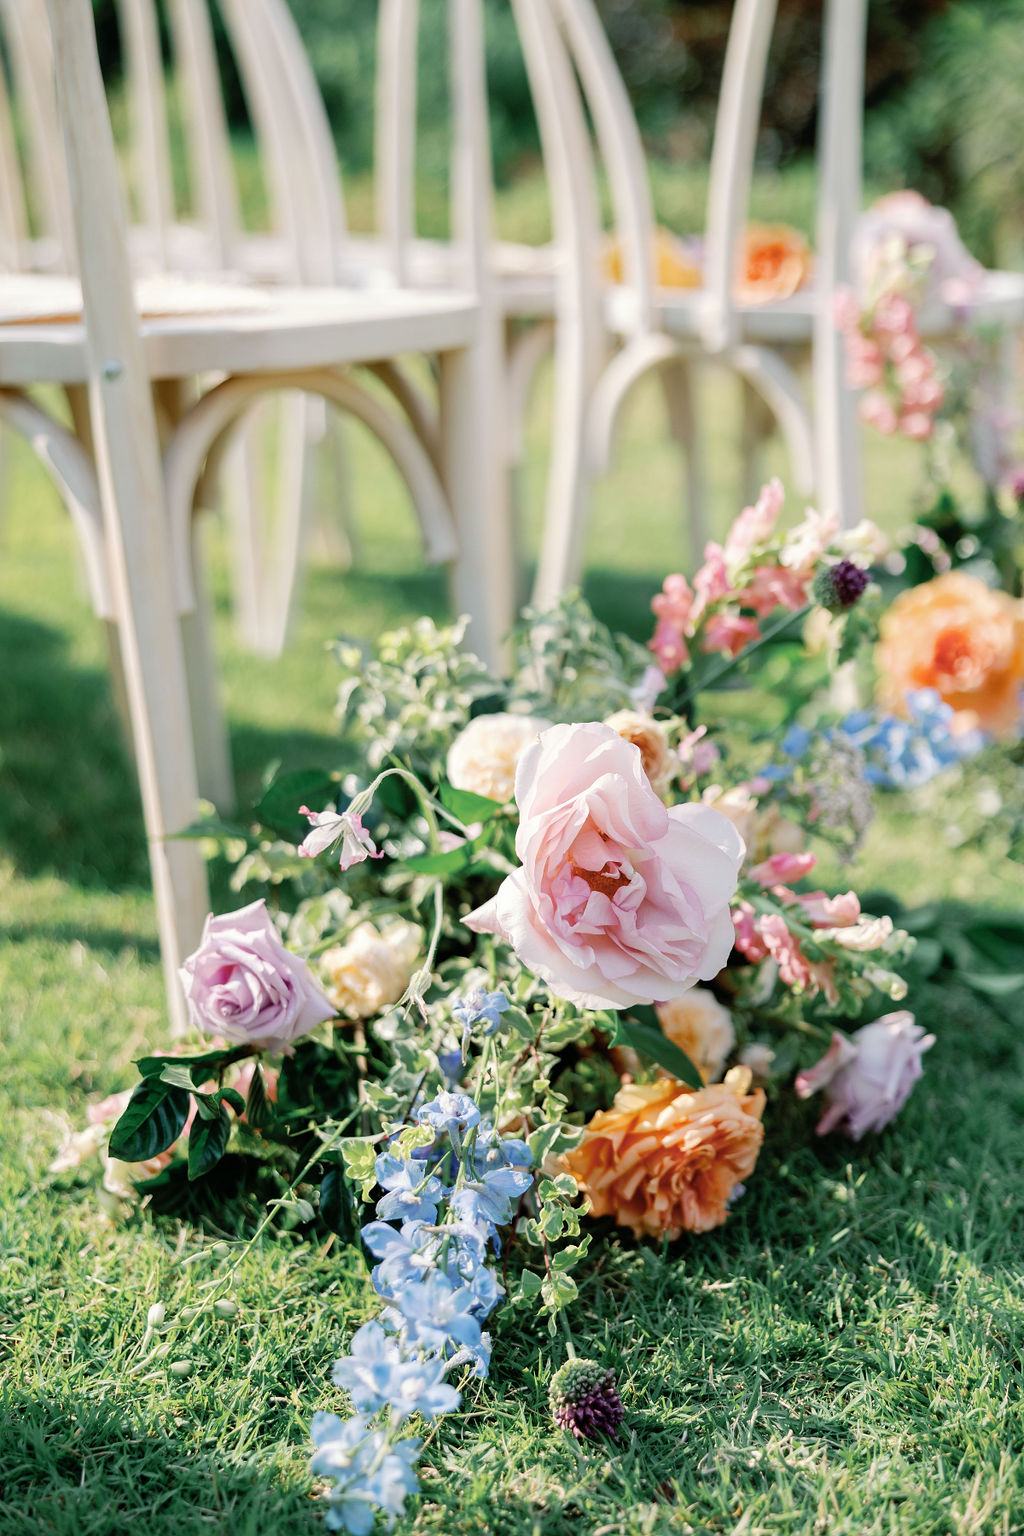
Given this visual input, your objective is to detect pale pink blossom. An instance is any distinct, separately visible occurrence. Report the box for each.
[693,542,730,607]
[739,564,809,619]
[465,722,744,1009]
[778,506,841,580]
[795,1012,935,1139]
[723,478,785,568]
[758,913,838,1004]
[859,392,899,436]
[900,411,934,441]
[701,613,761,658]
[816,914,895,952]
[298,806,382,870]
[853,191,983,310]
[731,901,767,962]
[749,851,817,887]
[648,617,689,675]
[651,572,695,629]
[795,889,861,928]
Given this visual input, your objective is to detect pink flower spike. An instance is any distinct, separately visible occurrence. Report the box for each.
[693,542,731,607]
[298,805,382,869]
[900,411,934,441]
[651,572,695,629]
[701,613,761,658]
[648,617,689,676]
[750,851,818,887]
[797,889,861,928]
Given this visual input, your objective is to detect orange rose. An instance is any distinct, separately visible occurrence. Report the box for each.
[737,223,812,304]
[877,571,1024,739]
[562,1069,765,1238]
[603,227,702,289]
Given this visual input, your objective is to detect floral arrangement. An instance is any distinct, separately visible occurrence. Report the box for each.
[602,222,812,304]
[57,483,944,1533]
[836,189,1024,599]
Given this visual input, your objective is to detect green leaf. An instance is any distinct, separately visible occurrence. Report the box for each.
[405,845,473,876]
[256,769,337,840]
[244,1064,274,1132]
[614,1005,704,1090]
[188,1105,231,1180]
[320,1166,356,1240]
[137,1048,236,1080]
[439,782,504,823]
[960,970,1024,997]
[217,1086,246,1117]
[109,1080,191,1163]
[159,1062,207,1093]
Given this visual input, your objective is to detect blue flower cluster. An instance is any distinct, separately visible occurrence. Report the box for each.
[761,692,984,792]
[838,689,985,789]
[311,1090,534,1534]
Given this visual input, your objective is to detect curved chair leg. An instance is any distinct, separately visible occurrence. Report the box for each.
[738,372,776,507]
[731,343,816,497]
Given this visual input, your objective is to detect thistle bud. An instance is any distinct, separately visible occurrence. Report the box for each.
[812,558,870,613]
[549,1358,624,1443]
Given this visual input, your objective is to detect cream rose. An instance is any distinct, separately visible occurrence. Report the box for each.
[446,712,553,803]
[604,710,678,800]
[656,988,736,1083]
[321,920,422,1020]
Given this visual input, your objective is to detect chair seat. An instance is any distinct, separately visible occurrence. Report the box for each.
[0,274,479,386]
[604,267,1024,350]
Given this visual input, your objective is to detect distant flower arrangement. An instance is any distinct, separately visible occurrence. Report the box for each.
[55,484,959,1534]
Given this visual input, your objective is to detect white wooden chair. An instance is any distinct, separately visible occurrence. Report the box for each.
[0,0,502,1029]
[511,0,865,603]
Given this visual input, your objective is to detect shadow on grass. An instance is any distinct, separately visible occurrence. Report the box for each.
[0,1390,316,1536]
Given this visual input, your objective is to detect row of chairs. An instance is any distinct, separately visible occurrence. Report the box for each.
[3,0,1023,1029]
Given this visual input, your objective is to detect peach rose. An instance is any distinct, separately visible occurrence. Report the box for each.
[562,1068,765,1237]
[877,572,1024,738]
[604,710,678,800]
[465,723,744,1010]
[736,223,812,304]
[656,988,735,1083]
[603,227,702,289]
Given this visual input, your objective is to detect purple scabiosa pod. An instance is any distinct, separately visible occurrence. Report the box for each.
[179,899,335,1054]
[549,1359,625,1443]
[812,558,871,612]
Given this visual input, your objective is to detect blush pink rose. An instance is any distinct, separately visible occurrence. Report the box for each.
[464,722,744,1009]
[795,1012,935,1139]
[179,899,335,1054]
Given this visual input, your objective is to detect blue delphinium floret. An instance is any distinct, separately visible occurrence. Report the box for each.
[314,1087,536,1531]
[452,988,510,1035]
[839,688,984,788]
[416,1091,482,1140]
[331,1322,461,1422]
[310,1412,421,1535]
[373,1155,444,1225]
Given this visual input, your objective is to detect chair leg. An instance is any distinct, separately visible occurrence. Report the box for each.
[531,316,592,609]
[309,402,358,570]
[180,513,235,814]
[440,344,513,672]
[222,414,267,653]
[739,373,774,506]
[660,356,707,568]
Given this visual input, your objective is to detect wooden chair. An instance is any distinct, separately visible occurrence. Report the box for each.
[0,0,501,1029]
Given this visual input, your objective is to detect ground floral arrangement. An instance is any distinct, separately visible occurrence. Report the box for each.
[53,476,1024,1534]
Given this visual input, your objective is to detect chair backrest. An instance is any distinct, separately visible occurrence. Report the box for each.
[0,35,30,269]
[518,0,864,354]
[0,0,73,267]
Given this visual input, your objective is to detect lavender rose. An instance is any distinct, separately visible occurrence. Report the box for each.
[179,899,335,1054]
[795,1011,935,1139]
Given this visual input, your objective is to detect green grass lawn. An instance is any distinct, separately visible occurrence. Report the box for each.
[2,272,1023,1533]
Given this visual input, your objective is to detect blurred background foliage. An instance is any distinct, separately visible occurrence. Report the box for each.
[87,0,1024,264]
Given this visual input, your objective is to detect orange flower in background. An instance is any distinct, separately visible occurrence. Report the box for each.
[603,227,702,289]
[877,572,1024,739]
[737,223,812,304]
[562,1069,765,1238]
